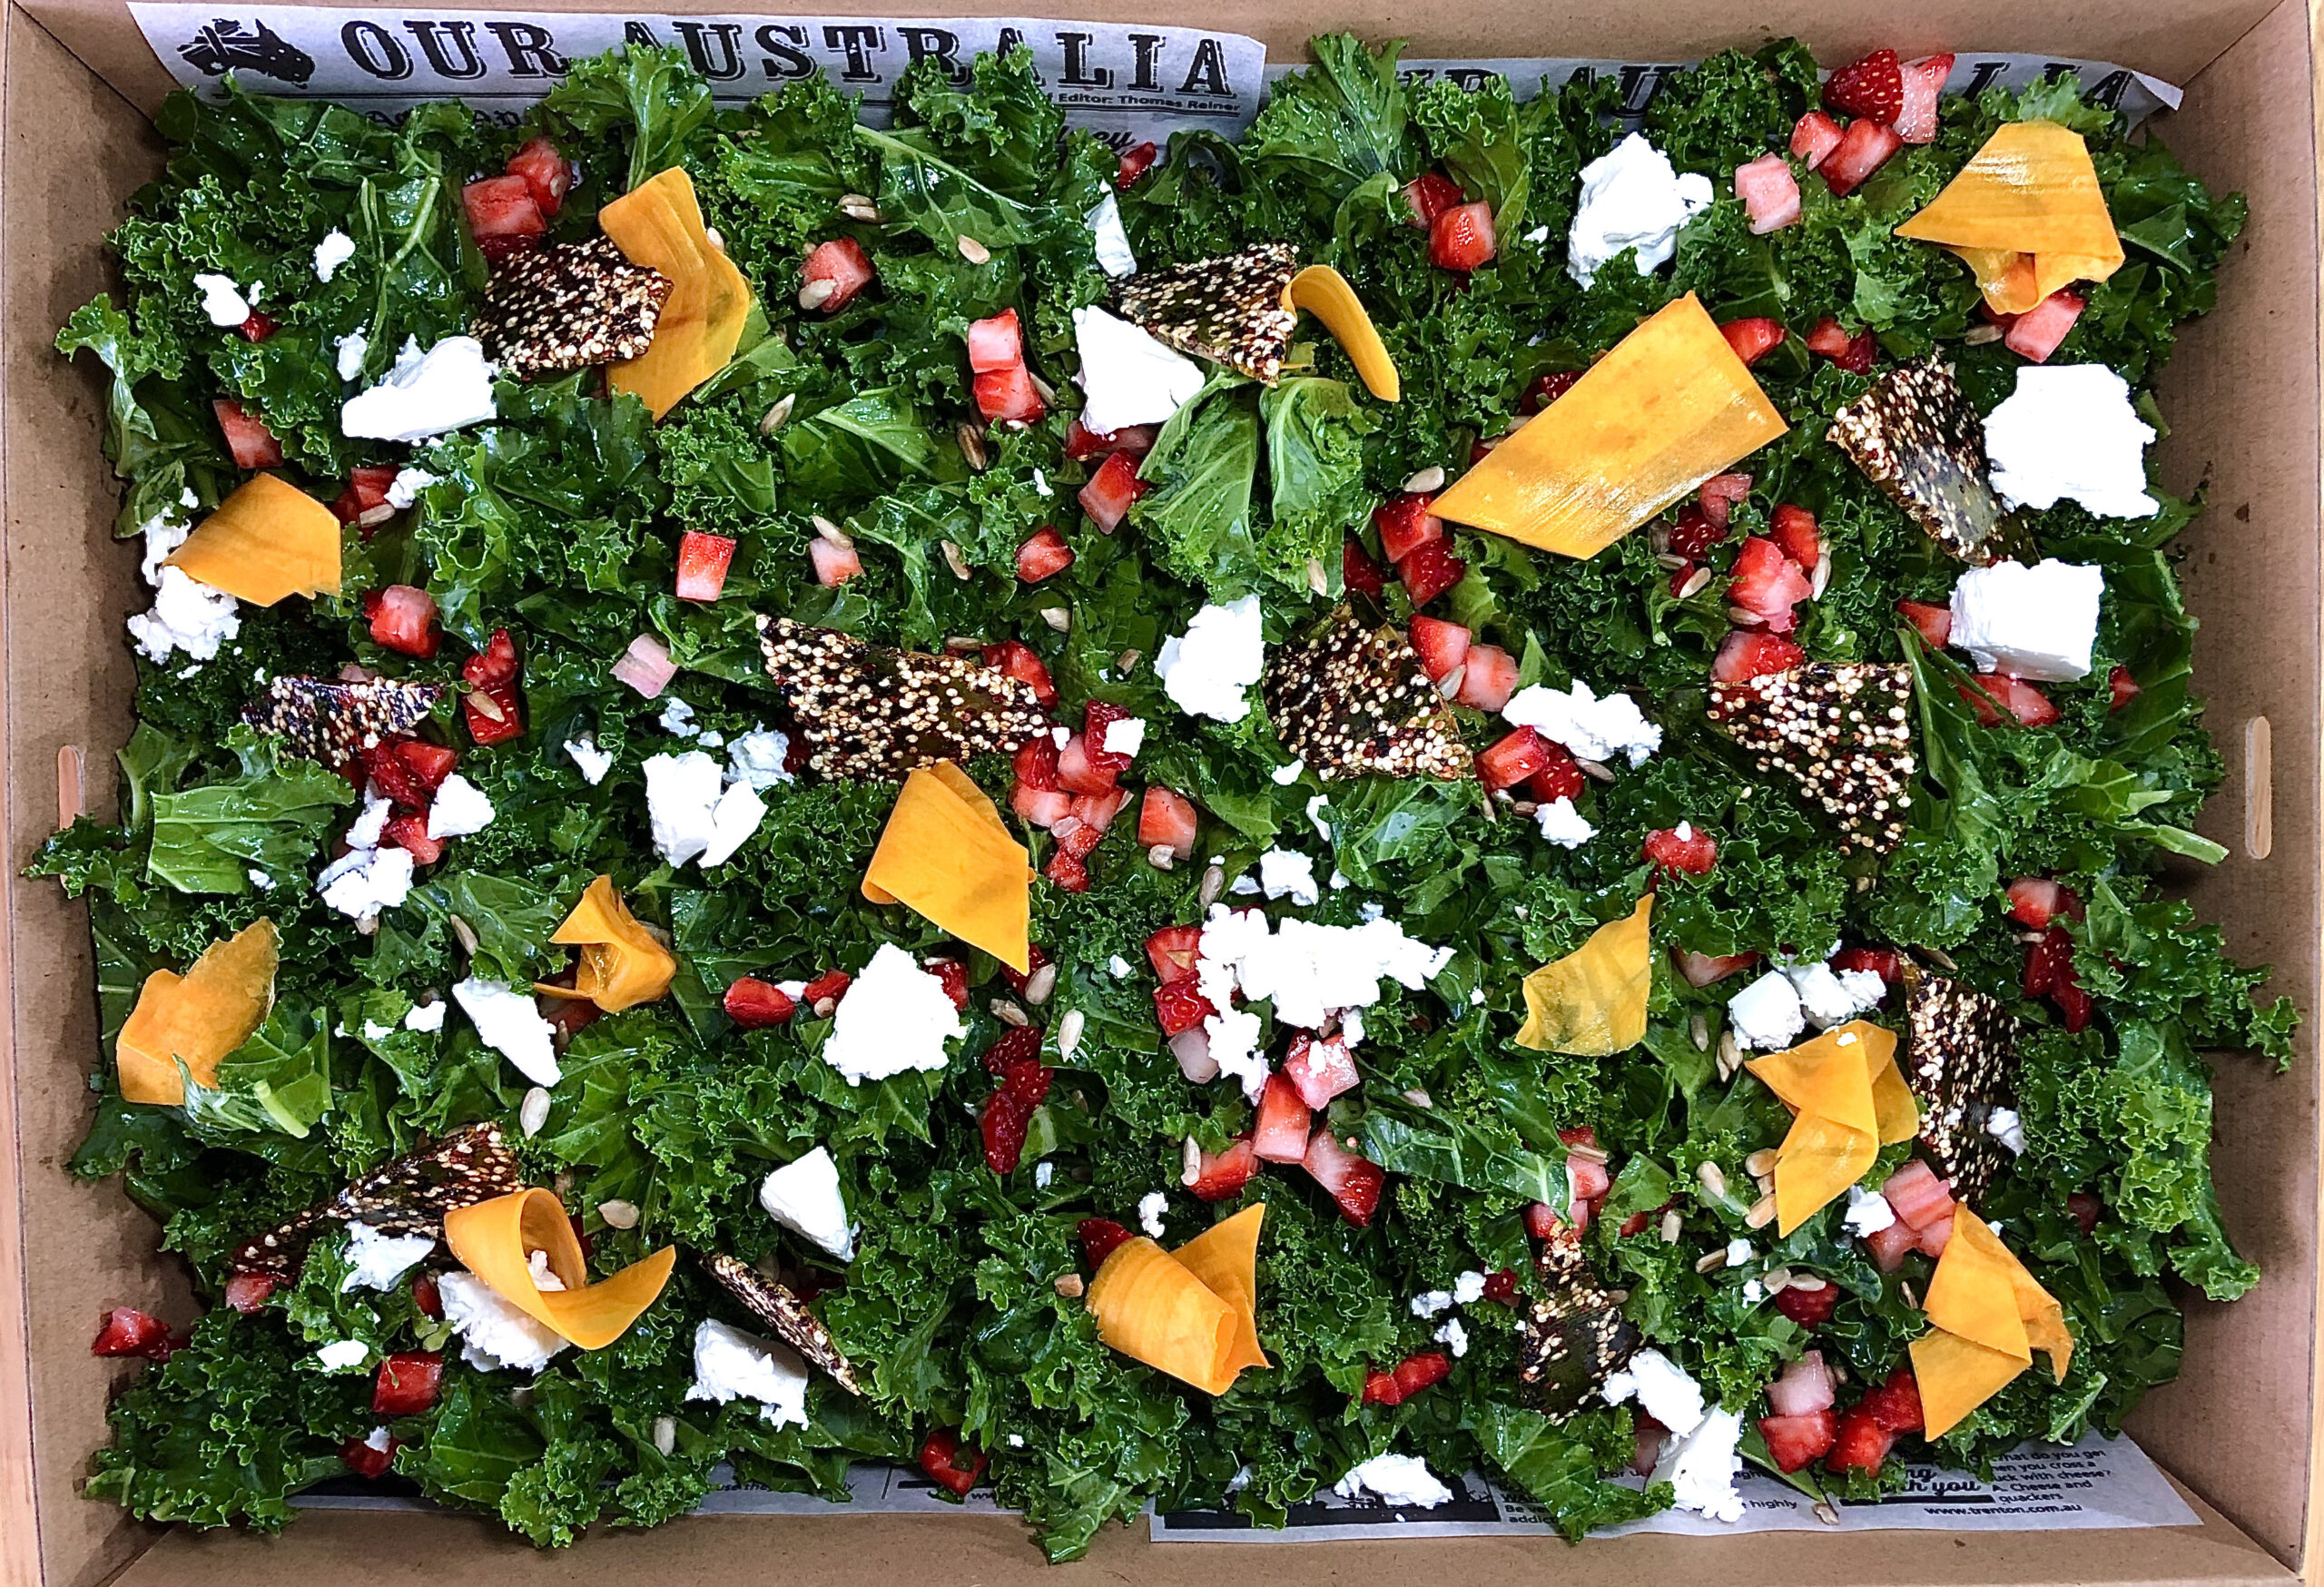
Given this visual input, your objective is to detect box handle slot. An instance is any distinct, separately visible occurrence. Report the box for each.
[2243,715,2272,860]
[55,744,84,830]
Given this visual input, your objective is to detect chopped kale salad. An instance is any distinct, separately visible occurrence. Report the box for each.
[38,32,2295,1562]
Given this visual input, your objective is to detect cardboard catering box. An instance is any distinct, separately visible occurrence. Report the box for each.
[0,0,2317,1582]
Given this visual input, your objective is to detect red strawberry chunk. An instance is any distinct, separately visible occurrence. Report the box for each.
[980,1087,1034,1173]
[1673,948,1758,987]
[802,238,875,313]
[1079,1217,1135,1267]
[810,537,863,586]
[1894,54,1955,144]
[923,957,970,1011]
[1303,1128,1387,1227]
[1959,673,2059,727]
[1821,117,1904,197]
[1712,630,1807,683]
[1117,142,1158,189]
[372,1351,444,1415]
[1139,786,1200,859]
[981,638,1059,707]
[391,739,458,794]
[999,943,1051,997]
[1475,726,1553,792]
[801,969,852,1013]
[1524,370,1581,412]
[1719,316,1787,365]
[1010,784,1070,831]
[2068,1191,2103,1235]
[1699,473,1752,530]
[213,398,283,470]
[1153,980,1215,1037]
[919,1428,988,1496]
[462,174,546,262]
[1190,1137,1259,1201]
[1343,537,1385,596]
[2109,665,2142,712]
[1053,734,1115,797]
[1823,49,1905,123]
[364,584,440,659]
[1079,450,1148,532]
[973,363,1045,425]
[1761,1408,1840,1472]
[1644,824,1718,877]
[1084,700,1135,775]
[1392,1351,1452,1399]
[1482,1268,1520,1306]
[1408,616,1472,681]
[2004,290,2084,363]
[1669,504,1727,560]
[506,135,575,217]
[1360,1367,1405,1406]
[724,976,797,1029]
[1403,172,1465,229]
[460,628,523,745]
[1529,743,1585,804]
[1145,922,1203,984]
[1374,493,1443,564]
[1791,110,1846,170]
[1252,1072,1314,1162]
[1521,1200,1562,1238]
[1284,1031,1360,1109]
[1734,153,1803,233]
[222,1271,278,1315]
[675,530,737,601]
[341,1431,399,1479]
[332,464,402,532]
[1016,526,1075,583]
[1429,201,1497,272]
[2025,927,2093,1031]
[1826,1404,1896,1474]
[1831,946,1902,983]
[1769,504,1820,569]
[92,1306,174,1359]
[1896,598,1952,648]
[380,813,443,867]
[1454,643,1518,712]
[363,738,433,808]
[1806,316,1877,373]
[1063,419,1157,460]
[2005,876,2083,929]
[1051,813,1103,860]
[1880,1161,1953,1229]
[1013,734,1061,792]
[1771,1278,1839,1327]
[1398,537,1467,606]
[1728,537,1814,632]
[966,308,1024,373]
[1861,1366,1925,1433]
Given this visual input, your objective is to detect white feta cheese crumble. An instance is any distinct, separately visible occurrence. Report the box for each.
[312,229,357,282]
[658,696,699,737]
[684,1320,809,1428]
[1435,1317,1470,1356]
[1522,223,1551,244]
[1033,1161,1055,1188]
[452,977,560,1087]
[1452,1269,1487,1304]
[1334,1452,1452,1509]
[316,843,414,922]
[759,1146,856,1260]
[1658,1406,1746,1523]
[700,781,768,869]
[1072,304,1204,433]
[1845,1184,1898,1237]
[1410,1289,1455,1318]
[564,735,615,785]
[1156,596,1265,724]
[1206,1005,1267,1100]
[527,1248,565,1292]
[1727,970,1807,1051]
[1108,954,1136,980]
[385,466,437,508]
[1742,1279,1765,1305]
[346,788,393,850]
[1566,133,1713,287]
[1085,191,1139,279]
[1987,1106,2027,1157]
[1270,758,1306,785]
[362,1426,393,1454]
[340,1222,436,1292]
[403,999,447,1032]
[192,272,251,327]
[725,728,794,791]
[1947,558,2106,682]
[438,1270,567,1373]
[424,773,496,840]
[1984,364,2158,518]
[1503,679,1663,766]
[248,869,274,891]
[1196,903,1453,1039]
[127,518,242,665]
[1257,847,1321,907]
[642,750,763,869]
[1137,1190,1169,1238]
[821,943,964,1085]
[1101,715,1147,758]
[1725,1238,1754,1267]
[1534,796,1596,848]
[1229,875,1263,897]
[334,330,369,381]
[340,335,497,442]
[314,1339,370,1372]
[1601,1347,1708,1437]
[1786,960,1882,1030]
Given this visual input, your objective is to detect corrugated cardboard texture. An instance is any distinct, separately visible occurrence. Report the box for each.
[1,2,2317,1585]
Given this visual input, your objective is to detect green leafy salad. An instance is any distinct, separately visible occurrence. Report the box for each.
[36,30,2296,1562]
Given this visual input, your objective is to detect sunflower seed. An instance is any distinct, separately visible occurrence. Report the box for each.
[1648,522,1673,557]
[1901,1281,1917,1308]
[1436,665,1467,699]
[1728,605,1762,625]
[1503,410,1530,436]
[1057,1009,1086,1060]
[704,227,725,252]
[449,914,480,955]
[1053,1272,1086,1297]
[838,193,881,222]
[1511,800,1539,816]
[1307,557,1330,596]
[597,1198,641,1230]
[811,514,852,548]
[1476,435,1503,455]
[1182,1136,1204,1186]
[1814,1501,1842,1528]
[1763,1267,1793,1293]
[1659,1209,1682,1243]
[1920,945,1960,971]
[1963,321,2004,346]
[1744,1148,1779,1177]
[1199,864,1226,908]
[1117,648,1141,672]
[940,540,970,581]
[955,421,989,471]
[1565,1141,1610,1165]
[957,234,990,264]
[652,1414,677,1454]
[1039,606,1071,632]
[1811,550,1833,600]
[1577,758,1616,784]
[1403,1087,1434,1109]
[1028,369,1055,403]
[1655,552,1690,571]
[813,997,837,1019]
[1679,567,1713,600]
[1787,1273,1829,1293]
[759,393,795,434]
[520,1087,551,1138]
[1718,1030,1742,1075]
[1147,843,1177,870]
[1402,466,1446,494]
[1690,1013,1709,1051]
[1697,1160,1728,1198]
[1746,1193,1777,1229]
[356,503,395,531]
[1024,963,1059,1006]
[990,998,1029,1027]
[798,277,836,310]
[464,689,506,724]
[1695,1248,1729,1274]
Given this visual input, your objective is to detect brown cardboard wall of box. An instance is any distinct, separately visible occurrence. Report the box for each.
[0,1,2316,1584]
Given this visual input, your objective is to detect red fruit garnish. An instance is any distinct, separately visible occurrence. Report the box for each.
[1826,1404,1896,1474]
[2004,290,2084,363]
[1806,316,1877,372]
[1524,370,1581,412]
[1728,537,1814,633]
[966,308,1024,374]
[981,638,1059,707]
[1398,537,1467,606]
[2108,665,2142,712]
[1453,643,1517,713]
[1880,1161,1953,1230]
[1821,117,1904,197]
[1668,504,1727,560]
[1391,1351,1452,1400]
[1790,111,1846,170]
[1769,504,1820,569]
[1428,200,1497,272]
[1475,725,1552,792]
[1528,742,1585,805]
[212,398,283,470]
[1482,1268,1520,1306]
[1734,153,1803,234]
[1822,49,1905,123]
[364,584,440,659]
[331,464,402,532]
[411,1270,442,1318]
[1406,616,1473,683]
[1190,1137,1260,1201]
[2024,927,2093,1032]
[1343,537,1386,596]
[1959,673,2060,727]
[461,173,545,261]
[1772,1279,1840,1327]
[1522,1201,1561,1238]
[1860,1365,1925,1433]
[1644,825,1718,877]
[505,135,574,217]
[980,1086,1034,1173]
[918,1427,988,1496]
[1374,493,1443,564]
[1145,922,1203,984]
[1713,629,1807,684]
[1761,1409,1840,1473]
[2067,1191,2103,1235]
[1283,1031,1360,1109]
[460,628,523,746]
[801,238,875,313]
[1673,948,1758,987]
[380,813,443,867]
[342,1432,399,1480]
[1153,980,1215,1037]
[1013,734,1061,792]
[1082,700,1135,777]
[1719,316,1787,366]
[1016,526,1075,584]
[236,310,279,343]
[1897,598,1952,649]
[1078,450,1148,533]
[926,957,970,1011]
[2005,876,2084,930]
[1044,847,1090,892]
[1138,786,1199,859]
[1699,472,1753,531]
[1866,1219,1919,1272]
[371,1351,444,1415]
[675,530,737,602]
[999,943,1050,997]
[1063,419,1157,460]
[1252,1071,1315,1163]
[801,969,852,1012]
[1079,1217,1136,1267]
[1893,54,1955,145]
[1117,141,1158,189]
[1303,1128,1386,1227]
[1402,172,1465,229]
[222,1272,278,1315]
[92,1306,174,1359]
[1831,946,1902,983]
[973,363,1046,425]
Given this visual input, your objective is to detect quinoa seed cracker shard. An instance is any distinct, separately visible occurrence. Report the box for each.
[1827,358,2018,564]
[1707,662,1915,854]
[241,675,448,769]
[475,235,674,382]
[229,1120,525,1277]
[1901,963,2021,1202]
[1263,606,1470,781]
[702,1252,863,1394]
[758,615,1051,780]
[1114,242,1300,384]
[1519,1227,1639,1416]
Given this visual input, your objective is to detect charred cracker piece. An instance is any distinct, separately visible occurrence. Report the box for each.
[475,235,673,382]
[1827,359,2026,565]
[1114,242,1300,384]
[241,675,448,770]
[757,615,1051,782]
[1263,606,1471,782]
[1519,1227,1639,1418]
[702,1253,863,1394]
[230,1120,525,1277]
[1900,963,2020,1202]
[1707,662,1915,854]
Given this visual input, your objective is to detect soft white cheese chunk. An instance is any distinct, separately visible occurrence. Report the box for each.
[1656,1406,1746,1523]
[1452,1269,1487,1304]
[1157,596,1265,723]
[127,515,241,665]
[316,843,414,921]
[335,330,369,381]
[821,943,964,1085]
[658,696,699,737]
[192,272,251,327]
[438,1270,567,1373]
[1786,961,1883,1030]
[1600,1346,1706,1434]
[341,335,497,442]
[1984,364,2159,518]
[1502,679,1662,766]
[314,1338,370,1371]
[403,999,448,1032]
[347,788,393,851]
[424,773,496,841]
[1102,715,1147,758]
[452,977,560,1087]
[1844,1184,1897,1236]
[340,1222,436,1292]
[725,728,793,791]
[1727,970,1806,1051]
[684,1319,809,1427]
[1987,1106,2027,1156]
[697,780,767,868]
[759,1146,856,1260]
[1086,191,1139,279]
[1410,1289,1455,1318]
[1138,1190,1168,1238]
[1257,847,1321,907]
[1566,133,1713,287]
[386,466,437,509]
[1073,305,1204,433]
[1534,796,1596,848]
[564,736,615,785]
[1334,1452,1452,1508]
[643,751,726,867]
[1435,1316,1470,1357]
[312,229,357,282]
[1206,1005,1267,1100]
[1947,558,2106,682]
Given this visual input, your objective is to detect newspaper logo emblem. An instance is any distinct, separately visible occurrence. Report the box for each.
[178,17,317,84]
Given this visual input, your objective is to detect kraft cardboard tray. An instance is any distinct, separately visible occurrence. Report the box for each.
[1,0,2319,1582]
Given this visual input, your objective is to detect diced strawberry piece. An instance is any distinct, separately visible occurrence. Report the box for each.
[1153,980,1215,1037]
[1117,142,1158,189]
[505,135,575,217]
[1145,922,1203,984]
[1072,786,1129,833]
[1392,1351,1452,1399]
[1429,201,1497,272]
[1079,1217,1135,1267]
[92,1306,173,1359]
[1475,726,1552,792]
[2109,665,2142,712]
[1398,537,1467,606]
[1831,946,1902,983]
[999,943,1051,997]
[1014,734,1061,792]
[331,464,402,531]
[1861,1365,1925,1433]
[919,1427,988,1496]
[1012,784,1070,829]
[1719,316,1787,366]
[342,1431,399,1479]
[362,738,431,808]
[801,238,875,313]
[380,813,443,867]
[1760,1409,1840,1472]
[460,628,523,745]
[1014,526,1075,584]
[1361,1367,1405,1406]
[1791,111,1846,170]
[1521,1201,1562,1238]
[1374,493,1443,564]
[922,957,970,1012]
[1668,504,1726,560]
[801,969,852,1013]
[1567,1153,1611,1205]
[1897,598,1952,648]
[1253,1072,1314,1163]
[1524,370,1581,413]
[1139,787,1200,860]
[362,584,440,659]
[966,308,1024,374]
[1303,1127,1387,1227]
[1821,117,1904,197]
[1914,1207,1955,1257]
[1826,1405,1895,1474]
[1051,813,1102,860]
[1728,537,1814,633]
[724,976,797,1029]
[2068,1191,2103,1235]
[1699,473,1753,531]
[1734,153,1803,234]
[980,1024,1044,1079]
[1769,504,1819,570]
[371,1351,443,1415]
[1866,1219,1918,1271]
[1712,630,1807,684]
[1284,1031,1360,1109]
[2004,290,2084,363]
[1674,948,1758,988]
[2006,877,2083,929]
[2026,927,2093,1031]
[1052,734,1114,797]
[1772,1279,1839,1327]
[222,1271,278,1315]
[1343,537,1386,596]
[674,530,737,602]
[212,398,283,470]
[1959,673,2059,727]
[390,740,457,794]
[1083,700,1135,777]
[1881,1160,1953,1230]
[1078,450,1148,533]
[1527,742,1585,805]
[980,1086,1033,1173]
[1190,1137,1259,1201]
[981,638,1059,707]
[1063,419,1157,460]
[1893,55,1955,145]
[1644,825,1718,877]
[1482,1268,1520,1306]
[1403,171,1466,229]
[461,174,545,260]
[1455,644,1518,712]
[973,363,1046,425]
[1823,49,1905,123]
[235,310,280,344]
[1807,316,1878,372]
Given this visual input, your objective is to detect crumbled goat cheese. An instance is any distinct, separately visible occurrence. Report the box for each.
[1503,679,1663,766]
[1947,558,2106,682]
[685,1320,810,1426]
[725,728,793,790]
[1725,1238,1754,1267]
[659,696,699,737]
[1601,1346,1707,1434]
[438,1271,568,1373]
[1435,1317,1470,1357]
[1845,1184,1897,1237]
[386,466,437,509]
[1742,1279,1765,1305]
[1257,847,1321,907]
[364,1018,397,1040]
[403,999,447,1032]
[1086,191,1139,279]
[128,558,241,664]
[1987,1106,2027,1156]
[1411,1289,1455,1318]
[248,869,274,891]
[1786,960,1884,1030]
[340,1222,436,1292]
[821,943,964,1085]
[1984,364,2159,518]
[1334,1453,1452,1508]
[424,773,496,841]
[1727,969,1807,1051]
[1138,1190,1169,1238]
[192,272,251,327]
[1205,1005,1268,1100]
[347,788,393,850]
[1102,715,1147,758]
[1074,304,1205,432]
[452,976,561,1087]
[1229,875,1263,897]
[527,1248,565,1292]
[1535,796,1596,848]
[1452,1269,1487,1304]
[564,736,615,785]
[335,330,369,381]
[362,1426,393,1454]
[643,750,765,869]
[1157,596,1265,724]
[1566,133,1713,287]
[312,229,357,282]
[316,843,414,922]
[1108,954,1136,980]
[1305,794,1331,843]
[314,1339,370,1371]
[1656,1407,1746,1523]
[1271,758,1306,785]
[340,334,498,442]
[1033,1161,1055,1188]
[759,1146,857,1260]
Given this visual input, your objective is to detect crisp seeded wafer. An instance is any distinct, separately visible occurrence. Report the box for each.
[1262,606,1471,782]
[241,675,448,770]
[1114,242,1300,383]
[758,616,1052,781]
[1519,1227,1639,1418]
[702,1253,863,1394]
[1901,965,2020,1201]
[230,1120,524,1277]
[475,236,673,381]
[1828,360,2018,564]
[1708,662,1915,854]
